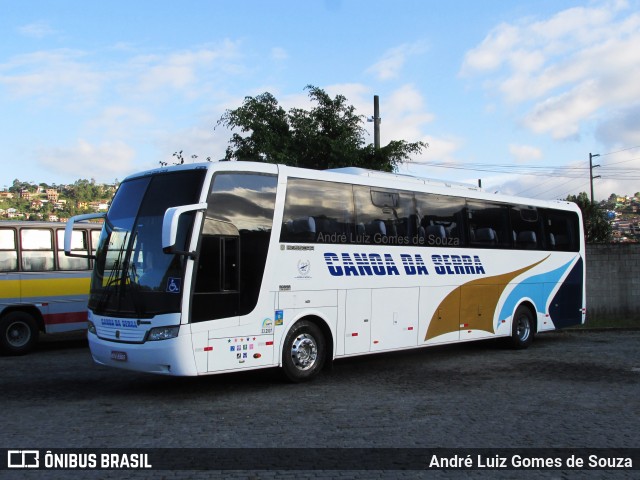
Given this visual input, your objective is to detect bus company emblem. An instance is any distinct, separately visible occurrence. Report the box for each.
[297,259,311,277]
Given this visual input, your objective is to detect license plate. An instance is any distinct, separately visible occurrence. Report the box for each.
[110,351,127,362]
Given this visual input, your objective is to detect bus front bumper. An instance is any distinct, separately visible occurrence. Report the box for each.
[88,332,198,376]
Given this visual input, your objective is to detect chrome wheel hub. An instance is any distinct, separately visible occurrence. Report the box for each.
[290,333,318,371]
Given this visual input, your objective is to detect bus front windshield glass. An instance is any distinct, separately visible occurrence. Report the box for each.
[89,169,206,318]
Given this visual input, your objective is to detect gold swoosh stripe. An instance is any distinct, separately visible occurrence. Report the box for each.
[425,256,549,341]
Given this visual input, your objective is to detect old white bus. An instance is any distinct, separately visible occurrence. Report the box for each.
[66,162,585,381]
[1,221,102,354]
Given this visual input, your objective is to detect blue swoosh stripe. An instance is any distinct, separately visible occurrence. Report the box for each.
[497,258,575,329]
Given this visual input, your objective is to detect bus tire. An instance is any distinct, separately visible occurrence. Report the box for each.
[508,305,534,349]
[0,311,39,356]
[282,320,326,383]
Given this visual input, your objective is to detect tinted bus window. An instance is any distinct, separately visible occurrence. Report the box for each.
[281,178,355,244]
[510,206,542,250]
[353,186,416,246]
[467,201,510,249]
[415,193,466,247]
[544,210,580,252]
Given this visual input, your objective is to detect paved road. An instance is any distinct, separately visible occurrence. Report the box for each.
[1,329,639,479]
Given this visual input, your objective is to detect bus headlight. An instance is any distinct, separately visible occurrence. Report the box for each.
[87,320,97,335]
[147,326,180,341]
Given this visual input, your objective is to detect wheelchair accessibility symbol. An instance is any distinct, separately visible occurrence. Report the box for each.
[166,277,182,293]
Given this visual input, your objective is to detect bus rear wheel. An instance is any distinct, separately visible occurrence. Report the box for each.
[0,311,39,356]
[282,320,326,382]
[508,306,534,349]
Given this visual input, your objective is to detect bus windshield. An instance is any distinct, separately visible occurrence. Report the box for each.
[89,169,206,318]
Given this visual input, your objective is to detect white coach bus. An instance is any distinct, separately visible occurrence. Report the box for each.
[66,161,585,381]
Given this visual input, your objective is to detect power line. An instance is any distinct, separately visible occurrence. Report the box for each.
[515,176,559,196]
[407,159,640,180]
[530,178,588,200]
[601,145,640,156]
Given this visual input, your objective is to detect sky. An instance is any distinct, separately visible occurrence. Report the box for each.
[1,0,640,202]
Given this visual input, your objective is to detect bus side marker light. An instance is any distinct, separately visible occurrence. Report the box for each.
[351,333,358,337]
[266,341,274,346]
[204,346,213,352]
[373,340,379,344]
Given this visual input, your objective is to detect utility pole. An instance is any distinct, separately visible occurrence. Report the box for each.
[589,152,600,204]
[368,95,381,150]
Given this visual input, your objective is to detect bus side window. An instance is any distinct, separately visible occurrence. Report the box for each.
[415,193,466,247]
[90,229,101,255]
[57,229,90,270]
[510,206,542,250]
[281,178,355,244]
[0,228,18,272]
[544,210,579,252]
[21,228,55,271]
[354,186,415,245]
[467,201,510,249]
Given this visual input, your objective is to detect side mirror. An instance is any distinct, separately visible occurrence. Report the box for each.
[162,202,208,257]
[65,213,105,259]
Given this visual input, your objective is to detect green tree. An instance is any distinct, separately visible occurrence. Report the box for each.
[566,192,612,243]
[216,85,427,171]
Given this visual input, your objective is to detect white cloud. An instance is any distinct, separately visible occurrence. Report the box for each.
[460,23,520,74]
[461,1,640,141]
[509,144,542,162]
[417,135,461,161]
[0,49,105,105]
[0,40,243,107]
[86,106,155,138]
[366,41,428,81]
[128,40,243,98]
[596,105,640,146]
[271,47,288,61]
[37,139,136,182]
[523,80,603,138]
[17,21,57,39]
[381,85,435,142]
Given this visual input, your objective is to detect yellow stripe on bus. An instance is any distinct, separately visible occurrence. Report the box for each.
[0,277,91,299]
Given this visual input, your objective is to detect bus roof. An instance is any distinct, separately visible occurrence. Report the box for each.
[326,167,481,191]
[121,161,580,213]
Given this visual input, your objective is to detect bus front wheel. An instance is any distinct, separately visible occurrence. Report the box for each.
[0,311,39,356]
[508,306,534,349]
[282,320,326,382]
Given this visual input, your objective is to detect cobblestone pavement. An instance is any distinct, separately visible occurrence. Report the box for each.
[1,329,639,479]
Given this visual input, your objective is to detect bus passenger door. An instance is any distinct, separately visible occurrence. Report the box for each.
[191,229,240,323]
